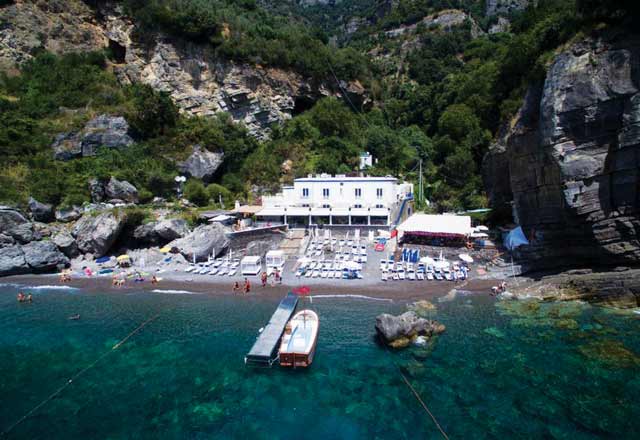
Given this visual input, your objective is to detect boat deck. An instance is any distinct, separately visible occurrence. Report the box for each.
[245,293,299,366]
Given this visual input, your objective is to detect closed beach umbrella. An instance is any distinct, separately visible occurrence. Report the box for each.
[159,246,172,254]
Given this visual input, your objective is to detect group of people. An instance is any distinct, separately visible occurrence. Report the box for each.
[260,270,282,288]
[233,278,251,294]
[17,292,33,303]
[58,270,72,282]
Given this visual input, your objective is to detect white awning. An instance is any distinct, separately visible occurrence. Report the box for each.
[256,207,285,217]
[397,214,472,237]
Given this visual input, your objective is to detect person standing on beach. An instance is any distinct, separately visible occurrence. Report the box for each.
[244,278,251,294]
[233,281,241,293]
[261,271,267,288]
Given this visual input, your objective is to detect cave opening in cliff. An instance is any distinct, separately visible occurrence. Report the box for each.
[293,96,316,116]
[107,39,126,64]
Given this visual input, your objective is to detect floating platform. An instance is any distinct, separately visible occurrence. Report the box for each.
[245,293,299,366]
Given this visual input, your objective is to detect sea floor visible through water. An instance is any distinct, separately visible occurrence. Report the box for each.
[0,283,639,439]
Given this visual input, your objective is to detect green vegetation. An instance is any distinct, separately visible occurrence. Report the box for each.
[1,0,634,214]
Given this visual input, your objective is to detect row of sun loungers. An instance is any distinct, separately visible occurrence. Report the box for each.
[380,261,468,282]
[184,258,241,277]
[296,260,364,279]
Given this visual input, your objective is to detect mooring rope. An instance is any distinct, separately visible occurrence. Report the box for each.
[1,313,160,437]
[384,342,450,440]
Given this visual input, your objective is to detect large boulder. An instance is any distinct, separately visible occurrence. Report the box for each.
[0,233,15,248]
[154,219,189,241]
[375,311,445,349]
[0,206,28,234]
[0,245,28,276]
[55,206,83,223]
[22,241,69,273]
[483,34,640,270]
[53,114,134,160]
[8,222,37,244]
[89,178,106,203]
[52,230,79,258]
[105,177,138,203]
[73,211,125,257]
[133,219,189,246]
[167,222,229,262]
[28,197,54,222]
[177,145,224,182]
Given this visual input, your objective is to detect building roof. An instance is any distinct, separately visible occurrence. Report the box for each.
[294,174,397,183]
[397,214,472,237]
[233,205,263,215]
[241,256,262,263]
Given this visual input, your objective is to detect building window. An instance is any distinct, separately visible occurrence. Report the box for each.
[375,204,384,209]
[323,188,330,198]
[322,204,330,208]
[302,188,309,198]
[353,204,363,209]
[355,188,362,198]
[376,188,383,199]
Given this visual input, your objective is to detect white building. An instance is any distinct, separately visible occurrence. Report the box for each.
[256,174,414,228]
[359,152,373,170]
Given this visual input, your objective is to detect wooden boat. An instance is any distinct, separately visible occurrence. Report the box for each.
[279,309,319,368]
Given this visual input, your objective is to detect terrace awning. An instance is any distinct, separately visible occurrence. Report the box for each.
[397,214,472,238]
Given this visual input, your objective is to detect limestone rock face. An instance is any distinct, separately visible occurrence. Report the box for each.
[177,146,224,182]
[0,0,108,73]
[0,2,366,140]
[52,115,134,160]
[375,311,445,348]
[28,197,54,222]
[384,10,483,39]
[8,222,37,244]
[73,211,125,257]
[105,177,138,203]
[483,35,640,269]
[167,223,229,262]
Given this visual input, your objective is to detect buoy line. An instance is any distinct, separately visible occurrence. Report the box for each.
[1,313,160,437]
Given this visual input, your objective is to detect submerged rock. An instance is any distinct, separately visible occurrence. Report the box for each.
[375,311,445,349]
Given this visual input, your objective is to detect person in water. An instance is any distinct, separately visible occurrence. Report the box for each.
[244,278,251,294]
[151,275,158,285]
[17,292,25,302]
[27,293,32,303]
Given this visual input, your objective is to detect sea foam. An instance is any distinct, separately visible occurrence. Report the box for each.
[152,289,201,295]
[309,294,393,302]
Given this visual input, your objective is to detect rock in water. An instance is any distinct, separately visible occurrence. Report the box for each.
[73,211,125,257]
[177,145,224,182]
[375,311,445,349]
[28,197,54,222]
[105,177,138,203]
[0,245,28,276]
[52,115,133,160]
[55,206,83,223]
[0,206,28,235]
[22,241,69,273]
[168,223,229,262]
[483,35,640,270]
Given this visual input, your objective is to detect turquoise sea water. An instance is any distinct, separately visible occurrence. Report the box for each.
[1,285,639,439]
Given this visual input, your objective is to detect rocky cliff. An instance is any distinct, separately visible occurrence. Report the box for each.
[484,33,640,270]
[0,0,366,139]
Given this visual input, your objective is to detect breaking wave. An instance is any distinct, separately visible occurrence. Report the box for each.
[310,294,393,302]
[151,289,201,295]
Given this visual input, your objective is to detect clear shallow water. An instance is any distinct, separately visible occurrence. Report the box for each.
[0,285,639,439]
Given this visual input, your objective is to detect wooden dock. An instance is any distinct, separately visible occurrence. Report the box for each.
[245,293,299,366]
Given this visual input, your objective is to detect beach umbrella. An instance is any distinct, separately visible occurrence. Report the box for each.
[459,253,474,264]
[159,246,172,253]
[95,256,110,264]
[117,255,130,261]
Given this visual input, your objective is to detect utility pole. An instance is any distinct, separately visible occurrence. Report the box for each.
[419,159,423,207]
